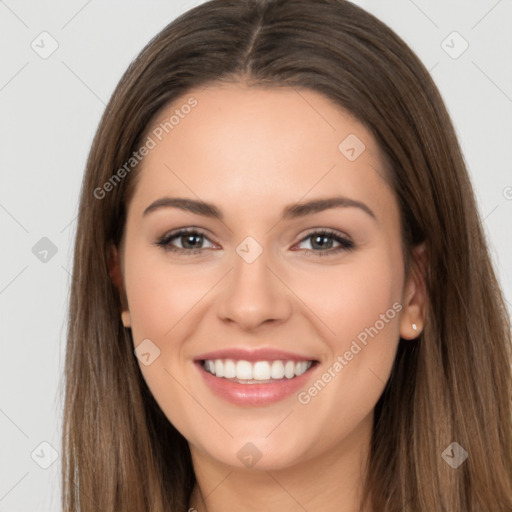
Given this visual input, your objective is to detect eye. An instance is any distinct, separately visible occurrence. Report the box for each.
[155,228,217,254]
[155,227,354,256]
[294,229,354,256]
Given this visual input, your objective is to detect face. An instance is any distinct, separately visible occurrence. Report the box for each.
[112,82,424,472]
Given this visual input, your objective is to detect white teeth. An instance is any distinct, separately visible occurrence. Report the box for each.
[252,361,270,380]
[284,360,295,379]
[202,358,313,381]
[214,359,224,378]
[270,360,285,379]
[236,360,252,380]
[223,359,236,378]
[296,361,308,375]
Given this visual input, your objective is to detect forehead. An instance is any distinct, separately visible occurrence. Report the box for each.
[130,82,394,220]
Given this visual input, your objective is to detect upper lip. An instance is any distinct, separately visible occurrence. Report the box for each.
[194,348,318,363]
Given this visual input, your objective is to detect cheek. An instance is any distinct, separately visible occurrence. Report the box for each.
[124,245,211,341]
[298,251,403,344]
[122,245,203,432]
[293,251,403,413]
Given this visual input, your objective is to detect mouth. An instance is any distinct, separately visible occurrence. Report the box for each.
[200,358,317,384]
[193,351,320,406]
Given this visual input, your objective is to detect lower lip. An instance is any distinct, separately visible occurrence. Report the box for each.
[194,361,319,406]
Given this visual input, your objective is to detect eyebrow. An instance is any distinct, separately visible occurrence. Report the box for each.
[143,196,376,221]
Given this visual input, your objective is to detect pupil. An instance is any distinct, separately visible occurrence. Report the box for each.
[312,234,332,250]
[183,234,202,249]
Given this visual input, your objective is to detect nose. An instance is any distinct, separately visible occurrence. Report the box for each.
[216,245,293,331]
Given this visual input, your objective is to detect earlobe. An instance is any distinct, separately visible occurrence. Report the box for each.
[400,243,428,340]
[107,244,131,328]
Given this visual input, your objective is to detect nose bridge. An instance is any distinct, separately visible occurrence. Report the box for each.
[216,237,293,329]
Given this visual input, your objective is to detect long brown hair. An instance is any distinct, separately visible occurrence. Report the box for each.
[62,0,512,510]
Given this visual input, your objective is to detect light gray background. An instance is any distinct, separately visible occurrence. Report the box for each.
[1,0,511,510]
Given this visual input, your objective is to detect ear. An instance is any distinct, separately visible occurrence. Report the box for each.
[107,244,131,328]
[399,242,428,340]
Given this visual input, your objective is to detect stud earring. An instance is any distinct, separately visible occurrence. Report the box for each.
[412,323,418,331]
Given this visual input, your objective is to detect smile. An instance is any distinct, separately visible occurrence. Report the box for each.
[195,357,319,406]
[202,358,314,383]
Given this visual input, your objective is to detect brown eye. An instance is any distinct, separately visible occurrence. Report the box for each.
[296,230,354,256]
[155,229,217,254]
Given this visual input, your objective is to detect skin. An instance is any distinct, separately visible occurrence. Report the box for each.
[109,82,426,512]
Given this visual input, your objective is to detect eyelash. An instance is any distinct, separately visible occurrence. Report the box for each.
[155,228,354,256]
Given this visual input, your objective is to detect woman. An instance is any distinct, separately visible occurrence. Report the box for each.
[62,0,512,510]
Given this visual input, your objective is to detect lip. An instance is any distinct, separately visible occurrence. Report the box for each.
[194,347,318,363]
[194,359,320,407]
